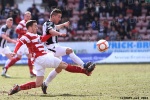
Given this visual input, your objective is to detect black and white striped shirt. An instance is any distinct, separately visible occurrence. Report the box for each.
[0,25,11,48]
[42,20,58,45]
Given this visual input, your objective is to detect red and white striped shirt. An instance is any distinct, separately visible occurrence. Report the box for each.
[14,32,51,59]
[15,20,27,39]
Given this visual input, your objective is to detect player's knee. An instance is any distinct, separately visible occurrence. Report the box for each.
[55,68,62,73]
[17,54,22,59]
[66,48,73,55]
[57,61,68,69]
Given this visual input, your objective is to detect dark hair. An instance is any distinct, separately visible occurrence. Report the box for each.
[50,8,62,17]
[26,20,37,29]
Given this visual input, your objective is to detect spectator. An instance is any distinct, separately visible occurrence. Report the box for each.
[108,26,118,41]
[38,14,45,25]
[126,31,132,40]
[146,3,150,15]
[31,9,39,23]
[132,0,142,17]
[89,11,96,23]
[15,14,21,25]
[65,6,73,17]
[147,20,150,29]
[114,21,121,32]
[118,28,127,40]
[71,20,78,31]
[27,4,39,14]
[109,2,118,17]
[12,4,21,24]
[7,10,13,18]
[63,0,68,5]
[0,4,4,19]
[117,2,126,16]
[77,16,86,30]
[126,6,133,15]
[127,14,137,31]
[94,2,100,17]
[79,0,84,11]
[91,17,99,30]
[87,2,94,14]
[100,2,109,17]
[82,10,90,22]
[48,0,58,10]
[58,0,64,8]
[4,3,11,18]
[131,29,142,40]
[124,0,134,9]
[117,14,125,26]
[97,21,105,39]
[122,21,130,33]
[110,18,117,26]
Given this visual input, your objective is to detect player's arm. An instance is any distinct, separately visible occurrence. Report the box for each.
[45,24,66,36]
[14,40,23,53]
[40,34,52,42]
[48,29,66,36]
[1,34,16,44]
[43,22,66,36]
[55,21,70,30]
[14,35,29,53]
[15,23,26,35]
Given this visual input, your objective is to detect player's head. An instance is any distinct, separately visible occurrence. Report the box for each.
[26,20,38,34]
[50,8,62,24]
[6,18,13,28]
[24,11,31,21]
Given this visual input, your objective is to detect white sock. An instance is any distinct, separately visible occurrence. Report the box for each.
[69,52,84,67]
[4,59,10,68]
[44,69,58,86]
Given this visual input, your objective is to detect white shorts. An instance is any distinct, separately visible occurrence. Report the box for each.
[0,46,12,56]
[17,44,29,55]
[33,52,61,76]
[46,43,70,59]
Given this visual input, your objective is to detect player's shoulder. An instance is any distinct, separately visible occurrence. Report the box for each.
[19,20,26,25]
[44,20,54,27]
[21,32,32,40]
[1,24,7,29]
[0,24,8,32]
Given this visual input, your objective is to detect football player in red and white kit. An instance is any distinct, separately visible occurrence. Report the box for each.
[8,20,95,95]
[2,11,35,77]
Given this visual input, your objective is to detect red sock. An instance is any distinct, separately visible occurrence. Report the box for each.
[28,59,33,74]
[20,82,36,90]
[65,64,86,73]
[6,57,21,70]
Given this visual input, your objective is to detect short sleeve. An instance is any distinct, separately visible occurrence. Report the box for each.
[0,25,7,36]
[46,21,54,34]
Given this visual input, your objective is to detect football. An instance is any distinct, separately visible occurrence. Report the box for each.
[96,39,109,52]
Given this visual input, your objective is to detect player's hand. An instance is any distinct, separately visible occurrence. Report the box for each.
[59,33,66,37]
[63,21,70,28]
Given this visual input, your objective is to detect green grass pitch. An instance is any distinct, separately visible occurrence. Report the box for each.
[0,64,150,100]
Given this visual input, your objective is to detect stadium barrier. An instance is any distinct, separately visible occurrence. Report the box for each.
[0,41,150,65]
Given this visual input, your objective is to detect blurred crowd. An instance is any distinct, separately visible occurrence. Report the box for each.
[1,0,150,41]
